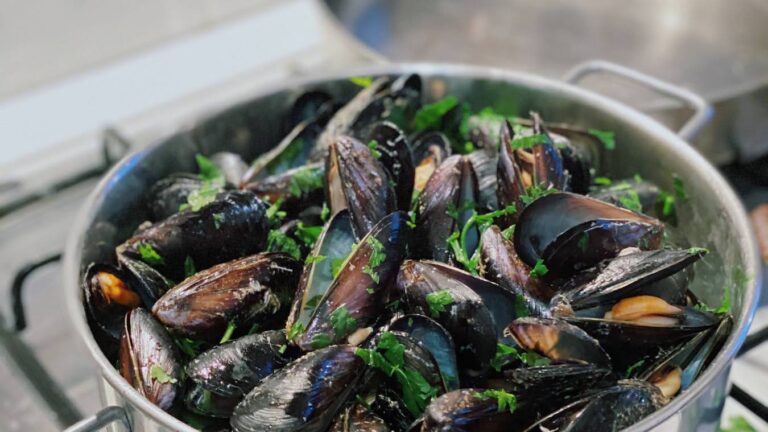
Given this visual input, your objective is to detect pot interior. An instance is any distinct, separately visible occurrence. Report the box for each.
[71,65,759,430]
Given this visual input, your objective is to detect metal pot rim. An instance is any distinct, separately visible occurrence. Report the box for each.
[64,62,763,432]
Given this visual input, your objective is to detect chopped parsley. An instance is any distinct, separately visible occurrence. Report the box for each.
[446,205,517,274]
[175,338,204,358]
[305,254,326,264]
[330,305,358,337]
[501,225,515,240]
[212,212,225,229]
[288,166,324,198]
[510,133,548,149]
[518,351,551,367]
[295,222,322,246]
[413,96,459,131]
[278,344,287,354]
[267,229,302,260]
[331,256,348,279]
[588,128,616,150]
[219,321,236,344]
[474,389,518,414]
[287,322,306,341]
[350,76,374,87]
[366,287,375,295]
[368,139,382,159]
[362,237,386,284]
[491,342,519,372]
[528,259,549,279]
[656,190,676,220]
[425,290,454,318]
[355,332,439,417]
[673,174,688,201]
[149,364,177,384]
[137,242,164,266]
[320,202,331,222]
[196,154,223,181]
[183,256,196,278]
[520,184,555,205]
[311,333,332,350]
[618,187,643,213]
[180,154,226,212]
[625,359,645,378]
[265,197,287,225]
[687,247,710,255]
[594,176,612,186]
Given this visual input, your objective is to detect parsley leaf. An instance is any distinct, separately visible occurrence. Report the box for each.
[425,290,454,318]
[588,128,616,150]
[149,364,177,384]
[219,321,236,344]
[518,351,551,366]
[368,139,382,159]
[267,229,302,260]
[618,187,643,213]
[212,212,225,229]
[331,256,348,279]
[362,237,386,284]
[320,202,330,222]
[687,247,709,255]
[311,333,332,350]
[625,359,645,378]
[195,154,223,181]
[305,254,326,264]
[295,222,322,246]
[330,305,358,337]
[137,242,164,266]
[413,96,459,131]
[180,154,226,212]
[491,342,519,372]
[673,174,688,201]
[184,256,196,278]
[510,133,548,149]
[350,76,374,87]
[474,389,518,414]
[265,197,287,225]
[594,176,612,186]
[175,338,203,358]
[520,184,555,205]
[287,322,305,341]
[288,166,324,198]
[528,259,548,279]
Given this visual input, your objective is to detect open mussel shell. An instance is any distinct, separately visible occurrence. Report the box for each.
[553,132,593,194]
[185,383,241,419]
[529,112,568,191]
[118,190,270,281]
[286,210,356,332]
[514,192,664,277]
[329,404,390,432]
[556,248,706,311]
[552,380,666,432]
[480,225,556,310]
[367,122,416,212]
[297,211,410,351]
[496,121,527,226]
[506,317,611,366]
[186,330,292,412]
[326,135,398,239]
[83,263,141,341]
[415,155,479,262]
[389,314,460,391]
[396,260,496,379]
[231,345,363,432]
[119,308,183,412]
[588,179,661,214]
[467,148,498,212]
[379,331,444,393]
[420,388,525,432]
[147,173,205,221]
[152,252,301,343]
[242,163,325,216]
[117,254,173,308]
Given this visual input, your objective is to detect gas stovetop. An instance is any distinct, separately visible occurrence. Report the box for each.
[0,2,766,431]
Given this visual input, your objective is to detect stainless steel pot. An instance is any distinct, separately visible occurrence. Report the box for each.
[64,63,762,432]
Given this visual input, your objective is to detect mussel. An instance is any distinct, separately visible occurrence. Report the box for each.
[147,174,206,221]
[242,163,325,216]
[505,317,611,366]
[420,388,525,432]
[83,263,141,341]
[329,404,390,432]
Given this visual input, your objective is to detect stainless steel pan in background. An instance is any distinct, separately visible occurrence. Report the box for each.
[323,0,768,166]
[64,63,762,432]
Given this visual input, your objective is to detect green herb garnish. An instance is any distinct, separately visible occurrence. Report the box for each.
[266,197,287,224]
[625,359,645,378]
[330,304,358,337]
[362,237,386,284]
[425,290,454,318]
[278,344,287,354]
[219,321,236,344]
[175,338,203,358]
[446,205,517,274]
[183,256,196,278]
[137,242,164,266]
[331,256,347,279]
[287,322,306,341]
[474,389,518,414]
[520,184,555,205]
[305,254,326,264]
[179,154,226,212]
[266,229,302,260]
[618,187,643,213]
[288,166,324,198]
[687,247,709,255]
[501,225,515,240]
[320,202,330,222]
[149,364,177,384]
[491,342,519,372]
[413,96,459,131]
[196,154,223,181]
[510,133,548,149]
[673,174,688,201]
[212,212,225,229]
[594,176,612,186]
[311,333,332,350]
[528,259,549,279]
[368,139,382,159]
[588,128,616,150]
[518,351,551,366]
[295,222,322,246]
[350,76,374,87]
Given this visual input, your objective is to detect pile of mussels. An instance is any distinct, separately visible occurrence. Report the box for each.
[83,74,732,432]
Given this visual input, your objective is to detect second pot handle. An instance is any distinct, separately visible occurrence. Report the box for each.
[63,406,130,432]
[562,60,713,142]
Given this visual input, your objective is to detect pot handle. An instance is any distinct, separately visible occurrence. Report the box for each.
[62,406,130,432]
[562,60,713,142]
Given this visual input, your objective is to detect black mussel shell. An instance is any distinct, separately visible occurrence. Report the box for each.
[529,112,568,191]
[152,253,301,342]
[83,263,141,341]
[326,135,398,239]
[506,317,611,366]
[514,192,664,277]
[421,388,526,432]
[389,314,460,391]
[468,148,498,212]
[185,382,241,418]
[230,345,363,432]
[297,212,409,351]
[496,121,527,227]
[119,308,183,411]
[411,132,450,194]
[415,155,479,262]
[329,404,390,432]
[118,190,270,281]
[117,254,173,308]
[285,211,356,333]
[286,90,334,132]
[380,331,444,394]
[557,248,706,311]
[370,386,415,431]
[186,330,291,404]
[396,260,496,378]
[147,173,205,221]
[480,225,556,309]
[243,163,325,217]
[588,179,660,214]
[367,121,415,212]
[554,133,593,194]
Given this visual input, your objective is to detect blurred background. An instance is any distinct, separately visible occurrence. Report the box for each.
[0,0,766,430]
